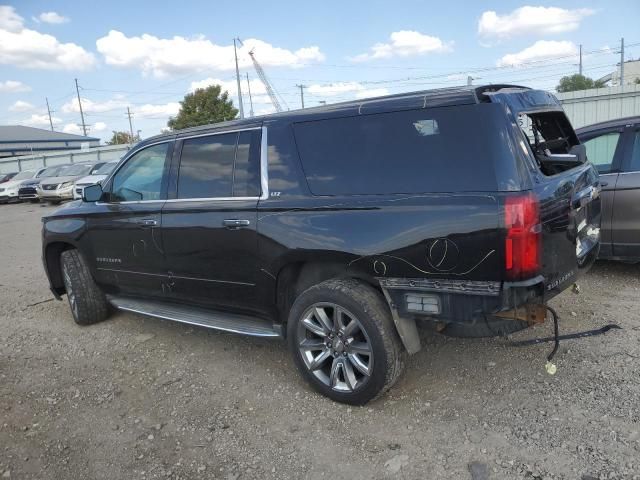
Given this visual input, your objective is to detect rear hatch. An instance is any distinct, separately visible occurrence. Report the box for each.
[484,87,601,297]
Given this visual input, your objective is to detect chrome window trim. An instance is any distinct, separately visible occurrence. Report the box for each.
[97,126,268,205]
[177,126,261,141]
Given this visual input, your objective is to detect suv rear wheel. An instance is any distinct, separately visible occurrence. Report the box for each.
[287,278,406,405]
[60,249,110,325]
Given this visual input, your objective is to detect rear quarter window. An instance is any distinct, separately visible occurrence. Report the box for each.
[293,104,502,195]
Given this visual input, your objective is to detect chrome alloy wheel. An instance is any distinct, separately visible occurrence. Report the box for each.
[296,303,374,392]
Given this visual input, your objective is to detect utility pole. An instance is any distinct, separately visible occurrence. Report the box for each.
[245,73,254,117]
[579,44,583,76]
[45,97,54,131]
[74,78,87,136]
[296,84,306,108]
[233,38,245,119]
[620,37,625,88]
[126,107,134,143]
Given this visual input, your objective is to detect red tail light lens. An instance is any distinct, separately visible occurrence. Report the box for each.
[505,193,541,280]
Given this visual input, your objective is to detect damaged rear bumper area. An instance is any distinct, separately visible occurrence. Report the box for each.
[378,276,549,354]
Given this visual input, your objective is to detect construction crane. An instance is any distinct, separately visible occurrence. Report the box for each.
[248,48,285,113]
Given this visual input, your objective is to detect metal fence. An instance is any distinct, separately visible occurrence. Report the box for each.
[557,84,640,129]
[0,144,131,174]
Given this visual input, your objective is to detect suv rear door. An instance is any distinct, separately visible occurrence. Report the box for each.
[580,126,626,257]
[161,127,265,314]
[610,123,640,259]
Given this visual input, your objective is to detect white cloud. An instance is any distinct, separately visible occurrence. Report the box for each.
[0,6,95,70]
[61,95,180,121]
[36,12,69,24]
[93,121,107,132]
[355,88,390,99]
[497,40,578,67]
[0,80,30,92]
[0,5,22,32]
[62,123,82,134]
[8,100,34,112]
[22,113,60,127]
[190,77,268,98]
[306,82,389,100]
[308,82,364,96]
[352,31,452,61]
[61,97,127,114]
[96,30,325,77]
[135,102,181,118]
[478,6,595,39]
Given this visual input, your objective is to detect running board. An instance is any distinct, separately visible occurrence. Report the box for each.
[107,295,281,338]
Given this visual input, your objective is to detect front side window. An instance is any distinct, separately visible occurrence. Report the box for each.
[583,132,621,174]
[177,130,262,199]
[111,143,170,202]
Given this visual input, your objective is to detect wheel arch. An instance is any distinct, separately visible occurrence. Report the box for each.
[44,241,77,295]
[274,259,382,324]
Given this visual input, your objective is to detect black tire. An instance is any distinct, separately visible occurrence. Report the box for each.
[287,278,406,405]
[29,199,39,203]
[49,200,61,206]
[60,249,110,325]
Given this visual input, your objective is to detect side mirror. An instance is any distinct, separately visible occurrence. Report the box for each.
[83,183,103,202]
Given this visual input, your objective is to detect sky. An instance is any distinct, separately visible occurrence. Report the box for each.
[1,1,639,143]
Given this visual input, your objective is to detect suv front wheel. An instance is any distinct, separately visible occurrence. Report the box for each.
[60,249,110,325]
[287,278,406,405]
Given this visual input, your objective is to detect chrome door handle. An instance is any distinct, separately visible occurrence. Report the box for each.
[223,219,250,229]
[137,219,157,226]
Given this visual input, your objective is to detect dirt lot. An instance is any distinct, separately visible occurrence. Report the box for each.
[0,201,638,480]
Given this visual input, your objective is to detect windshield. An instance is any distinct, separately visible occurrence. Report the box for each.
[63,164,93,176]
[94,162,118,175]
[12,170,35,181]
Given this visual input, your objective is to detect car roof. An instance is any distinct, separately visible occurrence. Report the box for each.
[135,84,530,147]
[576,116,640,135]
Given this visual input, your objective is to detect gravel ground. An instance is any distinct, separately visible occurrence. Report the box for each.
[0,201,638,480]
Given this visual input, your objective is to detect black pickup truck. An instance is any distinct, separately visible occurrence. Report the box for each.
[42,85,601,404]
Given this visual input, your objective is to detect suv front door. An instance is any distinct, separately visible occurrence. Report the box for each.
[88,141,173,297]
[161,127,264,314]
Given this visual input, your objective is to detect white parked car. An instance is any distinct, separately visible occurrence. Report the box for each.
[0,169,43,204]
[72,161,119,200]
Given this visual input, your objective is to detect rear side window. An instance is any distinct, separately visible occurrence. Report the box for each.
[583,132,621,174]
[177,130,261,199]
[178,133,236,198]
[293,105,499,195]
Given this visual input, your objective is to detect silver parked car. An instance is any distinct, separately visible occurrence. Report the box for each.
[37,163,105,205]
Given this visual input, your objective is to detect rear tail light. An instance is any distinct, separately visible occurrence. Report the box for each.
[505,193,541,280]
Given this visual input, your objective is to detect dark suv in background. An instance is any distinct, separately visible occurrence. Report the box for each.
[42,85,601,404]
[577,116,640,262]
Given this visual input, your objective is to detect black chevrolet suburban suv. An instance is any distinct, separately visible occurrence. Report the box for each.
[42,85,601,404]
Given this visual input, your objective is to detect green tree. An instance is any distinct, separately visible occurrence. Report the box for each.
[167,85,238,130]
[556,74,607,93]
[107,131,135,145]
